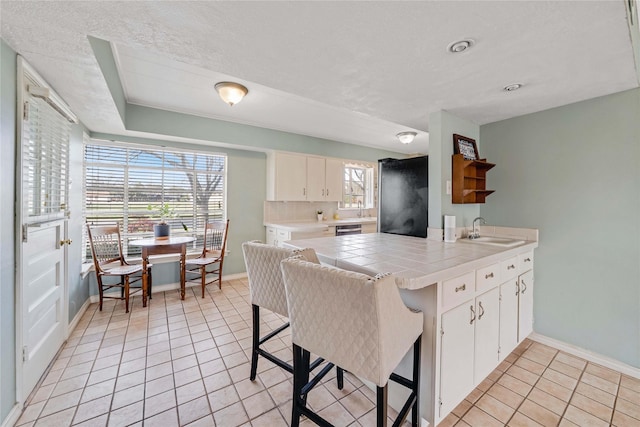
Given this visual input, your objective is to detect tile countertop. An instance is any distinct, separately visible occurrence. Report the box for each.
[264,217,377,232]
[284,232,538,290]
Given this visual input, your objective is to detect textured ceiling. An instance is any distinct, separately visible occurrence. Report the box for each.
[1,1,638,154]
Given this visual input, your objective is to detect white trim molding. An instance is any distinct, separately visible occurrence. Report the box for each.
[0,403,21,427]
[68,298,92,338]
[530,333,640,379]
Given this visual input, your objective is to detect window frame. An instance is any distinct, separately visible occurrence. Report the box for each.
[82,139,227,260]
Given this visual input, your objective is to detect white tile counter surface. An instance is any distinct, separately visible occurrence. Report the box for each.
[285,232,538,290]
[264,217,377,232]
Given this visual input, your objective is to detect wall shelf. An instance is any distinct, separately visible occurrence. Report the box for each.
[452,154,495,204]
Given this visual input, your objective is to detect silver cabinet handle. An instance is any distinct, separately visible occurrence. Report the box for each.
[485,272,494,279]
[470,305,476,324]
[455,284,466,292]
[521,280,527,294]
[478,301,485,319]
[303,188,306,196]
[326,189,329,196]
[515,281,519,296]
[524,257,531,262]
[508,264,515,270]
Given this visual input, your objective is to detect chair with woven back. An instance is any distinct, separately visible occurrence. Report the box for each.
[86,222,152,313]
[185,219,229,298]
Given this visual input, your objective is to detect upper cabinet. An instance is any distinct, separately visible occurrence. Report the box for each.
[452,154,495,204]
[267,152,343,202]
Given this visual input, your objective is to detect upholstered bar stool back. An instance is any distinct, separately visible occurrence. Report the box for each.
[281,257,423,427]
[241,241,321,381]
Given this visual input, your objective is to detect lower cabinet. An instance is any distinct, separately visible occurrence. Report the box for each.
[474,287,500,384]
[265,226,336,247]
[439,301,474,417]
[499,279,520,360]
[518,269,534,340]
[439,287,500,417]
[436,250,535,423]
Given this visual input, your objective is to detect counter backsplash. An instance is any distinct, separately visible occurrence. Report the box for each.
[264,201,376,223]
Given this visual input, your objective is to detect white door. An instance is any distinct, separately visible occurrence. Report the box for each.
[22,221,67,396]
[439,301,474,417]
[499,280,520,359]
[473,287,500,384]
[518,270,534,341]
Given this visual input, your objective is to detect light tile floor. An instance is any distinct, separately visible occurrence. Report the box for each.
[15,278,640,427]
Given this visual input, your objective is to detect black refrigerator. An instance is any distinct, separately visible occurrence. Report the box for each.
[378,156,428,238]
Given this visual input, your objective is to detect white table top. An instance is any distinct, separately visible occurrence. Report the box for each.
[284,233,538,290]
[129,236,196,246]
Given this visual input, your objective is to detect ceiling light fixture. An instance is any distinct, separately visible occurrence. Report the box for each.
[447,39,475,53]
[396,131,417,144]
[215,81,248,106]
[503,83,523,92]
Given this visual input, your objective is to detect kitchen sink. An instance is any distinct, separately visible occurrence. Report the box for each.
[461,236,525,247]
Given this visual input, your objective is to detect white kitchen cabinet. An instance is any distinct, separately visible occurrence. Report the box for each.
[518,269,534,341]
[265,225,336,247]
[439,300,475,417]
[266,226,277,246]
[474,287,500,384]
[271,152,307,201]
[499,279,520,360]
[267,152,343,201]
[362,223,377,234]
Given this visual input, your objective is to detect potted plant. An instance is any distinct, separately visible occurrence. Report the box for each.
[148,203,174,240]
[316,210,323,222]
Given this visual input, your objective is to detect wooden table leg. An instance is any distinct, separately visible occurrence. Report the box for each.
[142,248,148,307]
[180,244,186,300]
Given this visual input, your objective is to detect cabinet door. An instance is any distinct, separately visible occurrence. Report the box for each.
[324,158,344,202]
[276,229,290,247]
[306,156,326,201]
[474,287,500,384]
[266,227,277,246]
[440,301,475,417]
[499,280,520,360]
[276,153,307,201]
[518,269,534,341]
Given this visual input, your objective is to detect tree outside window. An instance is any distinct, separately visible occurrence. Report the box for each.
[343,166,366,208]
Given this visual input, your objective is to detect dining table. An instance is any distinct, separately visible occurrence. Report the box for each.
[129,236,196,305]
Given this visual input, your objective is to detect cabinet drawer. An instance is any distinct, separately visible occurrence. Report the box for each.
[476,263,500,292]
[442,271,475,309]
[501,256,519,281]
[518,251,534,271]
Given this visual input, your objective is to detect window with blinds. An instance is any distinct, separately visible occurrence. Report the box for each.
[22,87,72,224]
[83,141,227,258]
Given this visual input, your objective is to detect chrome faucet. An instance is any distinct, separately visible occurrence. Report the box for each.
[469,217,485,239]
[357,201,363,218]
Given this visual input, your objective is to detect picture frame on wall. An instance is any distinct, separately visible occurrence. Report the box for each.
[453,134,479,160]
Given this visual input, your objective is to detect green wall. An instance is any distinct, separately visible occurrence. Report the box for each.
[428,110,481,229]
[0,38,17,423]
[480,88,640,368]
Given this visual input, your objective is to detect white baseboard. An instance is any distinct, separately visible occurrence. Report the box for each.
[529,332,640,379]
[1,403,21,427]
[68,298,91,337]
[88,272,248,304]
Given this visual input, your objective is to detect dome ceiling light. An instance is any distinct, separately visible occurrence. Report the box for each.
[396,131,417,144]
[447,39,475,53]
[215,82,248,106]
[503,83,523,92]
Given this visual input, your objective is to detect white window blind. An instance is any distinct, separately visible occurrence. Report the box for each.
[22,88,72,224]
[84,141,226,258]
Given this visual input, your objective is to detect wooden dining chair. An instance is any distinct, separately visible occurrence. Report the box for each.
[185,219,230,297]
[86,223,152,313]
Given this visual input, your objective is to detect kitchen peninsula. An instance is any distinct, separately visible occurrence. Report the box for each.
[285,229,538,426]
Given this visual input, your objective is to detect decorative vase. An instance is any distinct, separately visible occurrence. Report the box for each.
[317,214,323,222]
[154,223,170,240]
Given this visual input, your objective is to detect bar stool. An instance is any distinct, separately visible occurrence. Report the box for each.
[242,241,343,387]
[280,257,423,427]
